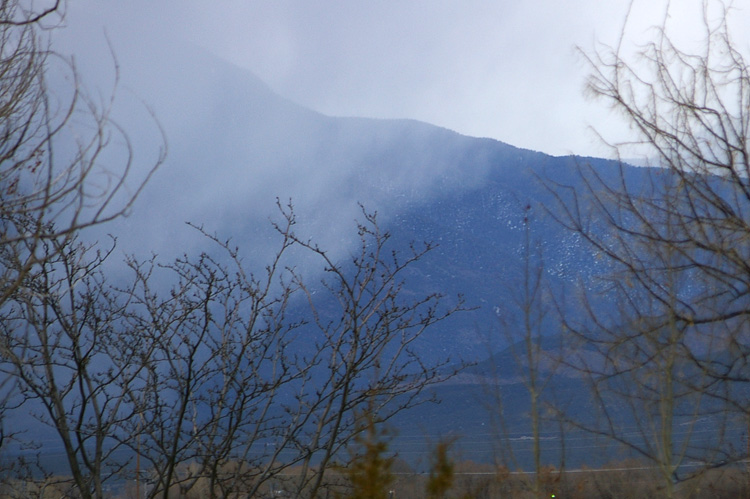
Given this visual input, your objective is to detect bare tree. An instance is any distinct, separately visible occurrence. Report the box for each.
[0,229,146,498]
[0,0,163,493]
[0,14,458,486]
[97,202,463,499]
[488,204,566,496]
[556,204,728,498]
[0,0,164,308]
[116,210,305,499]
[547,1,750,494]
[284,204,464,497]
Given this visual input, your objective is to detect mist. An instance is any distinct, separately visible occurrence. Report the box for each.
[44,0,749,269]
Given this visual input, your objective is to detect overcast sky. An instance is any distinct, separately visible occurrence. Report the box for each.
[57,0,747,158]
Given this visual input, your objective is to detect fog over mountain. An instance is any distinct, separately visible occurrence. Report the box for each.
[55,33,521,256]
[7,4,745,485]
[54,0,641,158]
[47,1,701,271]
[67,39,505,259]
[45,32,630,365]
[15,20,622,466]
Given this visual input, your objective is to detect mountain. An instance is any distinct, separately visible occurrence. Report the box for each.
[75,41,629,367]
[41,39,672,471]
[10,27,741,487]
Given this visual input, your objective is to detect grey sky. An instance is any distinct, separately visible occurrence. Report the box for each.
[54,0,744,158]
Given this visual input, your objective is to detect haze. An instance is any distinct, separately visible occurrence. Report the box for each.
[52,0,746,159]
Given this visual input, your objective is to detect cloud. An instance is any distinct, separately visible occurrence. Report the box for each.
[55,0,646,157]
[58,0,748,159]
